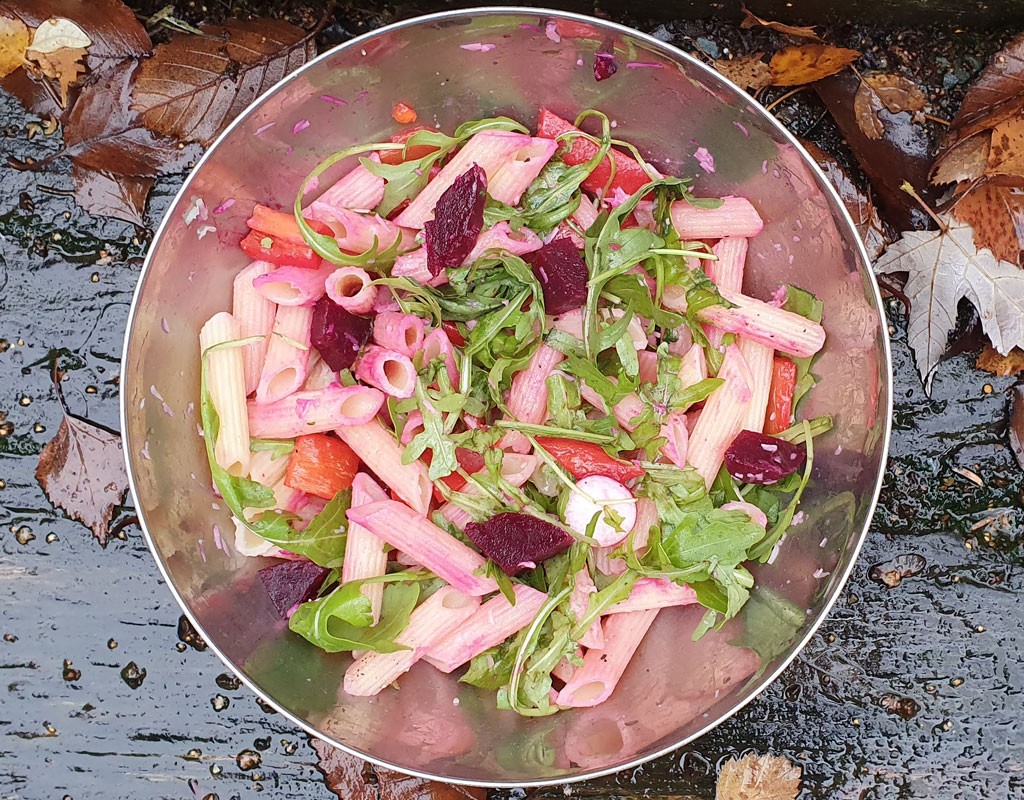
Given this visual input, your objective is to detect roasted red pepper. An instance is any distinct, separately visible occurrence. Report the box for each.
[241,205,333,269]
[284,434,360,500]
[536,108,652,196]
[764,357,798,435]
[431,447,487,502]
[535,437,644,483]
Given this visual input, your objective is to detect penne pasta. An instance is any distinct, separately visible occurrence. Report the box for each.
[670,196,764,239]
[738,337,774,434]
[354,345,417,399]
[334,419,432,514]
[325,266,377,314]
[200,312,251,476]
[487,137,558,205]
[248,384,384,438]
[707,236,748,294]
[247,448,289,487]
[605,577,698,614]
[255,305,314,405]
[372,311,425,357]
[232,262,276,396]
[310,152,385,213]
[507,343,565,425]
[686,344,753,486]
[253,263,334,306]
[341,473,390,623]
[570,568,606,649]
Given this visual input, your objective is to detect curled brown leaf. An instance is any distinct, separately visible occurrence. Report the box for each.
[717,752,801,800]
[931,132,992,185]
[854,74,926,141]
[739,6,822,41]
[948,33,1024,142]
[714,53,772,93]
[769,44,860,87]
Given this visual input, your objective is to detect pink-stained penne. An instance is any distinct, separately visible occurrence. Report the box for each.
[255,305,313,405]
[467,221,543,260]
[248,384,384,438]
[686,344,753,486]
[573,192,601,232]
[372,311,425,357]
[232,261,276,396]
[232,515,278,557]
[422,584,548,673]
[253,263,334,306]
[395,130,534,228]
[721,500,769,529]
[659,408,689,467]
[325,266,377,314]
[343,586,480,697]
[422,328,460,386]
[605,577,698,614]
[334,420,432,514]
[301,355,336,391]
[310,152,385,213]
[392,248,448,288]
[555,608,659,707]
[670,196,764,239]
[738,337,774,434]
[563,710,642,769]
[438,453,538,530]
[593,497,656,576]
[707,236,748,294]
[345,500,499,596]
[612,392,645,431]
[247,448,289,487]
[400,410,424,445]
[550,308,584,339]
[487,137,559,205]
[199,312,251,477]
[677,343,707,394]
[507,343,565,425]
[552,649,583,684]
[354,345,417,399]
[341,473,390,623]
[304,205,411,256]
[570,568,606,649]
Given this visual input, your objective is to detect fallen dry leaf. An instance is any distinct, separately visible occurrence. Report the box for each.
[985,116,1024,177]
[0,13,30,79]
[35,377,129,546]
[1010,383,1024,472]
[854,72,927,140]
[977,344,1024,375]
[132,18,316,146]
[953,181,1024,265]
[875,213,1024,388]
[947,33,1024,142]
[769,44,860,86]
[801,139,888,259]
[739,6,822,41]
[26,44,87,106]
[931,132,992,185]
[311,739,486,800]
[714,53,772,93]
[72,164,152,226]
[28,16,90,52]
[854,83,886,140]
[717,753,801,800]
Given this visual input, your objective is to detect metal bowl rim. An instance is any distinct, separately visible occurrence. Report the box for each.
[120,5,893,788]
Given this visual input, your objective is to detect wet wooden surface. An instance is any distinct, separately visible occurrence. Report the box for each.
[1,5,1023,800]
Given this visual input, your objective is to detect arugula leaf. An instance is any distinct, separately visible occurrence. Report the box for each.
[288,576,421,654]
[660,509,765,566]
[774,414,833,444]
[405,379,458,481]
[462,638,520,690]
[603,273,684,329]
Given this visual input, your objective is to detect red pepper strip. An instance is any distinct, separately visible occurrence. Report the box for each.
[246,204,332,245]
[429,447,487,502]
[535,437,644,483]
[536,108,652,196]
[764,357,798,435]
[239,230,323,269]
[284,434,360,500]
[442,320,466,347]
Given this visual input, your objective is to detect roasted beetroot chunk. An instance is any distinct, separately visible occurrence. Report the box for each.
[724,430,807,485]
[464,512,574,575]
[258,559,330,618]
[424,164,487,276]
[310,295,372,371]
[524,237,588,315]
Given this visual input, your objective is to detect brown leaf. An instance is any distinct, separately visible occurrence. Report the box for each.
[953,181,1024,265]
[72,163,152,225]
[62,59,202,176]
[854,82,886,140]
[931,132,992,185]
[131,18,315,147]
[801,139,888,260]
[977,344,1024,375]
[739,6,822,41]
[714,53,772,93]
[311,739,486,800]
[0,13,30,79]
[768,45,860,86]
[864,73,927,115]
[35,378,128,546]
[717,753,801,800]
[985,116,1024,177]
[26,45,86,106]
[948,33,1024,142]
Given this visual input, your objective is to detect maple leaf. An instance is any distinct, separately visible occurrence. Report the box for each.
[717,753,801,800]
[931,132,991,185]
[985,116,1024,177]
[875,213,1024,390]
[35,376,129,546]
[952,181,1024,265]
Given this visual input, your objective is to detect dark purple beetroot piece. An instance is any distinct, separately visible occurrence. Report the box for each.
[310,295,372,371]
[594,52,618,82]
[424,164,487,277]
[464,512,574,576]
[524,237,588,315]
[258,559,330,618]
[724,430,807,485]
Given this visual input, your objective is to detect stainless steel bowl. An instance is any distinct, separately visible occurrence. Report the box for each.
[121,7,891,787]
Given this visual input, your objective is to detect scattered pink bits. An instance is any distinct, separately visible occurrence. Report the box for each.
[545,21,561,42]
[160,317,170,334]
[576,57,584,66]
[303,175,321,195]
[212,198,235,215]
[255,122,275,136]
[292,119,310,134]
[605,186,630,208]
[519,22,542,32]
[626,61,663,69]
[460,42,497,52]
[198,539,207,563]
[213,524,224,552]
[761,159,768,174]
[733,121,750,137]
[140,441,150,461]
[355,91,370,102]
[694,146,715,173]
[320,94,348,107]
[196,224,216,240]
[812,567,830,579]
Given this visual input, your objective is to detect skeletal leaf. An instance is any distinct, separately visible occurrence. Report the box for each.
[0,14,30,79]
[717,753,801,800]
[769,45,860,86]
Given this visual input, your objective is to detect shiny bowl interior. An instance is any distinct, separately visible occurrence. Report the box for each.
[121,7,891,787]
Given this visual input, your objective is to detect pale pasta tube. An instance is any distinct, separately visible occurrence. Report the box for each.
[310,152,385,213]
[422,584,547,673]
[304,205,410,255]
[232,262,276,396]
[487,137,558,205]
[247,384,384,438]
[255,305,313,405]
[372,311,425,357]
[555,608,659,708]
[354,345,417,399]
[200,312,251,476]
[334,419,432,515]
[738,337,774,434]
[686,344,753,487]
[670,196,763,239]
[507,343,565,425]
[341,473,390,623]
[253,263,334,306]
[570,568,605,649]
[301,355,336,391]
[247,448,289,487]
[707,236,748,293]
[325,266,376,314]
[343,586,480,697]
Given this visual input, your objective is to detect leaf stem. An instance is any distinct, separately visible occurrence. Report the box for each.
[899,181,947,232]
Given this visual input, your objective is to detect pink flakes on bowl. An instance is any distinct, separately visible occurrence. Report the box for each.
[255,122,275,136]
[320,94,348,107]
[293,119,310,134]
[212,198,235,214]
[594,52,617,81]
[545,21,561,42]
[694,146,715,173]
[626,61,662,69]
[460,42,497,52]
